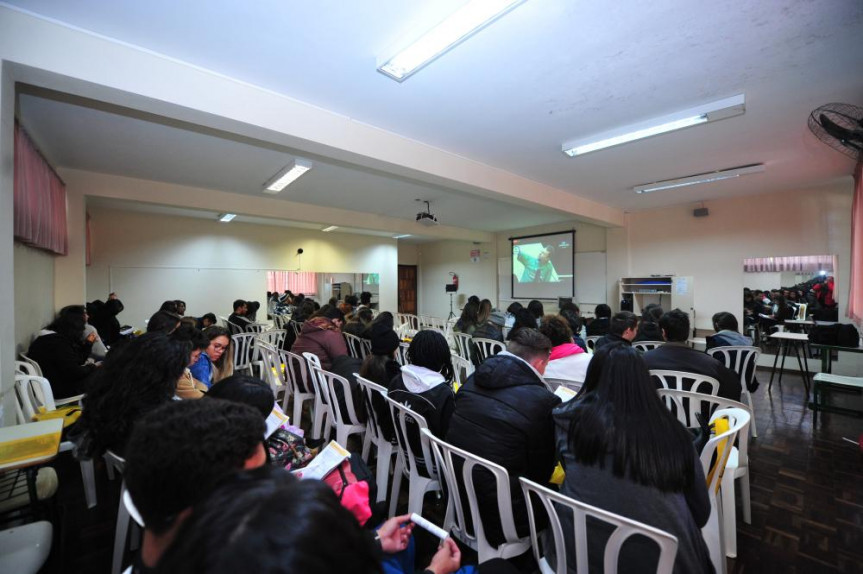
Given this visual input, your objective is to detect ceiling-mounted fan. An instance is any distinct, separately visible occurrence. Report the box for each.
[807,103,863,160]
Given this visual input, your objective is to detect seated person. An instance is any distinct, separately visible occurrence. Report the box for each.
[594,311,637,351]
[553,344,712,573]
[527,300,544,326]
[123,399,267,571]
[446,328,561,547]
[198,312,217,330]
[504,301,523,329]
[586,303,612,336]
[174,300,187,317]
[633,304,664,342]
[146,310,181,334]
[159,300,179,314]
[245,300,261,323]
[343,307,374,337]
[75,332,189,458]
[472,310,506,343]
[170,324,210,399]
[88,293,125,346]
[539,315,592,384]
[506,308,539,341]
[227,299,252,333]
[292,307,348,370]
[706,312,753,349]
[28,305,98,399]
[190,326,234,388]
[340,294,358,319]
[453,301,479,336]
[357,291,373,310]
[559,307,588,352]
[643,309,742,401]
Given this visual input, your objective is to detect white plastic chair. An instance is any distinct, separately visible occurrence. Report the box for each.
[106,451,142,574]
[544,378,582,394]
[385,397,442,518]
[519,477,679,574]
[255,341,284,400]
[302,352,332,440]
[473,338,504,363]
[232,332,258,375]
[422,428,531,563]
[585,336,601,353]
[344,332,368,359]
[453,333,473,361]
[706,346,761,438]
[649,370,720,396]
[18,353,43,378]
[354,375,397,502]
[0,521,53,574]
[13,374,97,509]
[289,320,302,340]
[657,389,752,560]
[451,355,475,388]
[310,366,366,448]
[282,350,315,432]
[256,328,287,350]
[15,359,40,378]
[632,340,665,353]
[395,342,411,366]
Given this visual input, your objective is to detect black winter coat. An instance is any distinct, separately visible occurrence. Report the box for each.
[28,333,96,399]
[446,353,561,546]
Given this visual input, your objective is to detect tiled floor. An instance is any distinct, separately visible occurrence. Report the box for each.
[42,367,863,573]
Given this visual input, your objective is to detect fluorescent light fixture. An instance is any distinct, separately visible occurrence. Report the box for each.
[378,0,526,82]
[321,225,339,232]
[393,234,412,239]
[563,94,746,157]
[633,163,765,194]
[263,158,313,193]
[218,213,237,222]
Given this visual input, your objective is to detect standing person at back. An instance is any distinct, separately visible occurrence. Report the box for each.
[446,328,561,548]
[643,308,742,401]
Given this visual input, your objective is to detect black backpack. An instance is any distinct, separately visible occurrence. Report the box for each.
[809,324,839,345]
[837,324,861,347]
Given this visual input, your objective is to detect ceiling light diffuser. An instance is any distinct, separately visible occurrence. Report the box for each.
[263,158,313,193]
[563,94,746,157]
[218,213,237,222]
[321,225,339,232]
[633,163,765,194]
[393,234,412,239]
[378,0,526,82]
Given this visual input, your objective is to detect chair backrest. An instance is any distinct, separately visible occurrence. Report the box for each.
[245,323,266,334]
[232,332,259,372]
[632,340,665,353]
[344,332,367,359]
[422,427,523,556]
[104,450,126,475]
[312,366,363,427]
[283,349,312,394]
[701,407,749,495]
[289,320,303,339]
[14,374,59,422]
[15,359,40,377]
[354,375,389,445]
[384,396,437,480]
[18,353,43,377]
[585,336,601,352]
[705,346,760,391]
[302,352,331,409]
[256,329,287,350]
[395,342,411,366]
[519,477,679,574]
[656,389,751,472]
[649,370,720,396]
[453,332,473,360]
[473,338,505,363]
[451,354,475,387]
[225,320,244,336]
[255,340,283,396]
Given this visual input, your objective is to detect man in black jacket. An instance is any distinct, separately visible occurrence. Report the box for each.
[594,311,637,351]
[446,328,561,548]
[643,308,742,401]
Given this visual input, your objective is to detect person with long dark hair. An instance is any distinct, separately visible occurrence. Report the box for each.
[75,332,190,457]
[453,300,480,336]
[506,308,538,341]
[28,305,98,398]
[190,326,234,387]
[553,344,712,573]
[634,303,665,342]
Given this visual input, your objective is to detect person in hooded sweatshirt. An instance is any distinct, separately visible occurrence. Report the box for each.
[387,330,455,443]
[292,306,348,371]
[706,311,753,350]
[446,327,561,548]
[539,314,592,384]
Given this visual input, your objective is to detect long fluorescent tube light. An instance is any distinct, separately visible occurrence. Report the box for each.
[563,94,746,157]
[321,225,339,232]
[263,158,313,193]
[378,0,526,82]
[393,234,412,239]
[634,163,765,194]
[218,213,237,222]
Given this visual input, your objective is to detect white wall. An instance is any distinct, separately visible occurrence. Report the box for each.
[416,240,497,319]
[87,207,399,329]
[0,61,15,424]
[14,243,56,354]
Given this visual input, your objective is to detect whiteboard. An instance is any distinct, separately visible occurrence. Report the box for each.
[574,252,607,304]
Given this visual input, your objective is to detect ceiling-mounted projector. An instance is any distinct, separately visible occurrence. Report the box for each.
[416,200,439,226]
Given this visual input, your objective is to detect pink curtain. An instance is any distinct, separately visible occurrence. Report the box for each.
[743,254,835,273]
[267,271,318,296]
[848,161,863,323]
[13,123,68,255]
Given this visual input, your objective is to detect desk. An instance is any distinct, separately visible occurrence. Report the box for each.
[689,337,707,349]
[0,420,63,505]
[768,332,812,396]
[808,342,863,374]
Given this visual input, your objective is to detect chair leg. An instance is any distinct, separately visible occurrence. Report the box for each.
[740,473,752,524]
[744,390,757,438]
[721,474,737,558]
[389,455,404,517]
[336,426,347,448]
[312,398,324,439]
[105,455,116,481]
[375,443,393,504]
[361,431,372,462]
[407,475,430,516]
[292,396,304,433]
[112,484,131,574]
[80,459,97,509]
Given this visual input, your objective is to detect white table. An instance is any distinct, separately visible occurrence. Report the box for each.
[768,332,811,395]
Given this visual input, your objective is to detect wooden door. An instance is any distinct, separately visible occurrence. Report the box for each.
[398,265,417,314]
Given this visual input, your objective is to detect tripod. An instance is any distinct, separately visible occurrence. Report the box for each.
[447,292,457,321]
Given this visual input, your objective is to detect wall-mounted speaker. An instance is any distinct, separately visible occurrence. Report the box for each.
[693,207,709,217]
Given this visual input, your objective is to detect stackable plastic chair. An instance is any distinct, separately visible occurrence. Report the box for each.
[473,338,504,363]
[310,366,366,448]
[302,353,332,440]
[585,336,601,352]
[519,477,679,574]
[255,340,284,400]
[385,398,442,517]
[649,370,720,396]
[706,346,761,437]
[453,333,473,361]
[18,353,44,378]
[282,350,315,432]
[355,375,397,502]
[632,340,665,353]
[395,342,411,366]
[451,355,475,388]
[0,521,53,574]
[657,389,752,560]
[344,332,368,359]
[423,428,531,563]
[105,451,140,574]
[232,332,258,375]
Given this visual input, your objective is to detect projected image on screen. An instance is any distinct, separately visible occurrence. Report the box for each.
[512,231,574,300]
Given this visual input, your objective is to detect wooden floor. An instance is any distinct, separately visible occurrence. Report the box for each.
[38,368,863,573]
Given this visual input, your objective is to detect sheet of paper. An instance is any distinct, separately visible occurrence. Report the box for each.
[293,440,349,480]
[554,386,578,402]
[264,403,290,438]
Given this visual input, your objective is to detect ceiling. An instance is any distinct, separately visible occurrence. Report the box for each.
[9,0,863,232]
